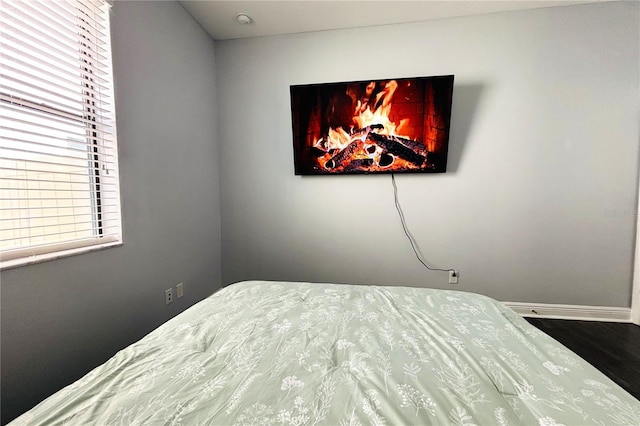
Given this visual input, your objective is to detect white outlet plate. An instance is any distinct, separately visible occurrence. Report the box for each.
[448,270,459,284]
[176,282,184,299]
[165,288,173,305]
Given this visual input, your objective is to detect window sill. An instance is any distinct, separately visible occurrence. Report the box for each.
[0,240,123,271]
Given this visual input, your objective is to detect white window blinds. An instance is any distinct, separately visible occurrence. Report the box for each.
[0,0,122,267]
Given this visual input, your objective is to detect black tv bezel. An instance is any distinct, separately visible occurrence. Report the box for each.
[290,75,455,176]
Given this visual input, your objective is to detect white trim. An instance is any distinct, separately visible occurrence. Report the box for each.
[633,7,640,325]
[632,173,640,324]
[633,274,640,325]
[0,239,122,270]
[632,232,640,324]
[503,301,631,323]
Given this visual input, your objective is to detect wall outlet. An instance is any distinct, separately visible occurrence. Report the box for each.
[165,288,173,305]
[448,270,459,284]
[176,282,184,299]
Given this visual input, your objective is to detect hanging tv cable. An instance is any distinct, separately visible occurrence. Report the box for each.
[391,173,456,275]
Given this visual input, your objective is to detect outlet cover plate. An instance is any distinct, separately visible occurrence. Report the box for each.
[176,283,184,299]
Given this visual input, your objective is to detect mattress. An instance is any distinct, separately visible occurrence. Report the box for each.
[10,280,640,425]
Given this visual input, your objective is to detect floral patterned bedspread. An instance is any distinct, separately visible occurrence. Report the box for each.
[11,281,640,425]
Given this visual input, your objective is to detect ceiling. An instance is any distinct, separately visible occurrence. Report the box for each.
[180,0,608,41]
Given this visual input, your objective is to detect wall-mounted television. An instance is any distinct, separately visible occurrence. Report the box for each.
[290,75,454,175]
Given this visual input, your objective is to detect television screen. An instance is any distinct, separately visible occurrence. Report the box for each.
[290,75,454,175]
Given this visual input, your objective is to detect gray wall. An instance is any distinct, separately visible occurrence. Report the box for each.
[0,1,221,423]
[216,2,639,307]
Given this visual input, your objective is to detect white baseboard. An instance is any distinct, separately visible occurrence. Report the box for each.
[503,301,632,323]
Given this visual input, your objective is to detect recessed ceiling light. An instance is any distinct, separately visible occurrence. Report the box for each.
[236,13,252,25]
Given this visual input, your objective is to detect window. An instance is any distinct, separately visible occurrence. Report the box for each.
[0,0,121,268]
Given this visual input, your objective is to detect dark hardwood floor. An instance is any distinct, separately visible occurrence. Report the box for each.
[527,318,640,400]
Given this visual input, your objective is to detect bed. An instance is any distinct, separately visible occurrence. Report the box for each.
[10,280,640,425]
